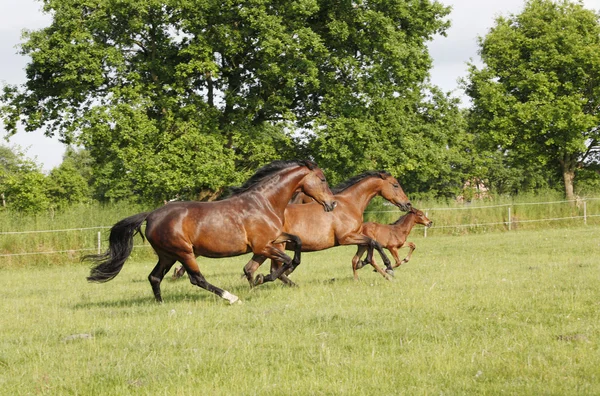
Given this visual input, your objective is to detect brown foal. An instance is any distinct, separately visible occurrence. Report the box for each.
[352,207,432,280]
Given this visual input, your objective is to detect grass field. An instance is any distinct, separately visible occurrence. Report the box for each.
[1,226,599,394]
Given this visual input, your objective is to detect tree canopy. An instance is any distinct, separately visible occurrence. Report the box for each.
[1,0,454,204]
[464,0,600,199]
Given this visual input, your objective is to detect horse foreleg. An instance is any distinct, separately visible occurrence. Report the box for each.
[276,233,302,270]
[392,242,416,268]
[253,246,294,287]
[270,259,296,287]
[243,254,266,287]
[148,256,177,302]
[180,254,239,304]
[352,245,368,281]
[266,233,302,284]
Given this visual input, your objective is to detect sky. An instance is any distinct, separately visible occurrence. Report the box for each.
[1,0,600,172]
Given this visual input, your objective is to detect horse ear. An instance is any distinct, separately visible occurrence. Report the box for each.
[377,171,388,179]
[303,160,317,170]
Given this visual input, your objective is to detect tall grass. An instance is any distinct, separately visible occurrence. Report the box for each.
[0,202,156,267]
[1,194,600,267]
[366,193,600,236]
[0,227,598,394]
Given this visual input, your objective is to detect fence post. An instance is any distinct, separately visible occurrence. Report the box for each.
[584,201,587,226]
[508,207,512,231]
[97,231,101,254]
[424,211,428,238]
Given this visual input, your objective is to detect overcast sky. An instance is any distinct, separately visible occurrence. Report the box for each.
[2,0,600,171]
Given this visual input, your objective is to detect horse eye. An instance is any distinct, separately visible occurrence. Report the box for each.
[393,184,399,188]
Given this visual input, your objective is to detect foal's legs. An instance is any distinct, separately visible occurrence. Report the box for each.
[391,242,416,268]
[179,253,239,304]
[338,233,394,277]
[148,255,177,302]
[352,245,391,280]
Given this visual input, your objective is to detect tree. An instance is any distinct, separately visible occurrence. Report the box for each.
[0,145,49,214]
[1,0,450,203]
[464,0,600,200]
[46,147,93,208]
[309,86,472,198]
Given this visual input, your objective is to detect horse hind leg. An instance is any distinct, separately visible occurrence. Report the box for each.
[148,256,177,302]
[180,254,240,304]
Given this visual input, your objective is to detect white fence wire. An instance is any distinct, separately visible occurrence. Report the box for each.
[1,198,598,258]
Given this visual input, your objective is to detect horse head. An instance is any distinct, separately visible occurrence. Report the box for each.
[298,161,337,212]
[410,207,433,228]
[378,173,412,211]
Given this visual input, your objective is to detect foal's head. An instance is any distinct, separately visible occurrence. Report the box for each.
[409,207,433,228]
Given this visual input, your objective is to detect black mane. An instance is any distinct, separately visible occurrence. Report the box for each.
[331,171,390,194]
[227,160,316,197]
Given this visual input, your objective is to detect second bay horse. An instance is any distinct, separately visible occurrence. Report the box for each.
[352,207,432,279]
[83,160,336,304]
[243,171,412,286]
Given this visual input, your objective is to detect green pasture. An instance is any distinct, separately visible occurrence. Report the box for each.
[1,226,598,394]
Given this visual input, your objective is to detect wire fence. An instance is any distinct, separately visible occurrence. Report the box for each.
[1,198,599,259]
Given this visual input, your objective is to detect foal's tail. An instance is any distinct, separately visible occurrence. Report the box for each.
[83,212,151,283]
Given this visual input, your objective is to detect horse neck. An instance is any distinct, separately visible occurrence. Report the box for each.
[336,177,383,212]
[392,214,416,234]
[259,167,310,214]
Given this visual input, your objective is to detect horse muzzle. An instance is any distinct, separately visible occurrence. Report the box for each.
[426,221,433,228]
[323,201,337,212]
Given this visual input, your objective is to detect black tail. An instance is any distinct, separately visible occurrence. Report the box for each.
[83,212,150,283]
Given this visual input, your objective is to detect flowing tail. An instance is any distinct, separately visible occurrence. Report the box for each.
[83,212,150,283]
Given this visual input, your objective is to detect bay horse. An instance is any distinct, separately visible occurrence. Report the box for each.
[243,171,412,286]
[352,207,432,280]
[83,160,336,304]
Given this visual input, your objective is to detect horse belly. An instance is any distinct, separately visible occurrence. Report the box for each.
[191,223,249,257]
[285,222,335,251]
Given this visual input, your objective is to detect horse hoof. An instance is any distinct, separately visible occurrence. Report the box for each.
[253,274,264,287]
[385,269,395,277]
[222,291,240,304]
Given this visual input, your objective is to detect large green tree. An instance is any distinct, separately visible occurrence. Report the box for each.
[309,86,472,198]
[465,0,600,200]
[1,0,450,203]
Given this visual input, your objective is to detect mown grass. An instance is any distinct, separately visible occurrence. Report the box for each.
[1,226,598,394]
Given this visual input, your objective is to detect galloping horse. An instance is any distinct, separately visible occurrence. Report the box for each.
[83,160,336,304]
[243,171,412,286]
[352,207,432,279]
